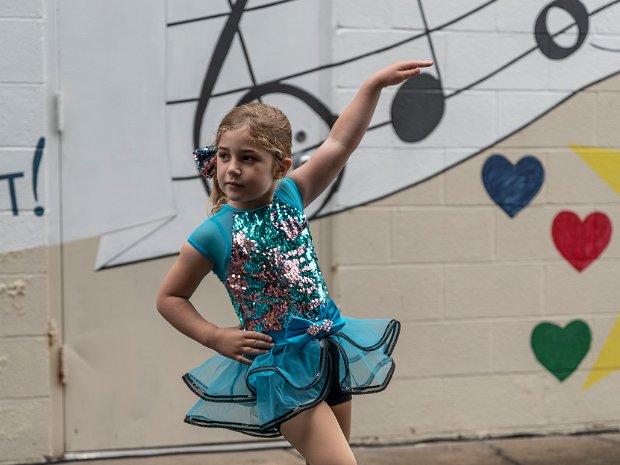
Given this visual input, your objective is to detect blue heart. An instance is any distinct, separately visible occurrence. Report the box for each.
[482,155,544,217]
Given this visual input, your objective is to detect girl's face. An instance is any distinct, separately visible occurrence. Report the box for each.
[216,126,283,211]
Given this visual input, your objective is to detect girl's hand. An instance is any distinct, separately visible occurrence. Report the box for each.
[371,60,434,88]
[211,325,274,365]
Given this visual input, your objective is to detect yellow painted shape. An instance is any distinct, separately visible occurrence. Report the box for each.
[582,314,620,390]
[571,145,620,196]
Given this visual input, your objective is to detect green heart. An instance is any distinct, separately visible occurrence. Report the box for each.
[531,320,591,381]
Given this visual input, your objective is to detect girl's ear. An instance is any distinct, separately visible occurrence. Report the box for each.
[274,158,293,179]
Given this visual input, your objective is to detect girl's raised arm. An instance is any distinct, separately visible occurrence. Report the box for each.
[288,60,433,207]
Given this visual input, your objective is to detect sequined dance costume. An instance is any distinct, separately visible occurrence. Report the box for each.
[183,178,400,437]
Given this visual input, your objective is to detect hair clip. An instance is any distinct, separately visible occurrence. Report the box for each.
[193,145,218,179]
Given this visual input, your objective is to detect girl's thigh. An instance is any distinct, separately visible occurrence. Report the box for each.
[330,400,352,442]
[280,401,357,465]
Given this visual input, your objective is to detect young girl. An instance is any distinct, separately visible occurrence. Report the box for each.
[157,60,433,465]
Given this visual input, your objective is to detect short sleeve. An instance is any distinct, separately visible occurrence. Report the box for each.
[276,177,304,211]
[188,214,229,275]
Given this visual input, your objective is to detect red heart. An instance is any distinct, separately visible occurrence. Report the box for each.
[552,211,612,272]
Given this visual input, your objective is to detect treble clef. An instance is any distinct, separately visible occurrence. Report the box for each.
[193,0,247,150]
[193,0,341,216]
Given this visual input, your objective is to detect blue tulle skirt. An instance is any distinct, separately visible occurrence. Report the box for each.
[182,300,400,437]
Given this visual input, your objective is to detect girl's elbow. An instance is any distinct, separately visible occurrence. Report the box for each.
[155,291,170,317]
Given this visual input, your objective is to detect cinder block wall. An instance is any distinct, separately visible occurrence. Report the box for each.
[331,75,620,440]
[0,1,52,463]
[2,0,620,462]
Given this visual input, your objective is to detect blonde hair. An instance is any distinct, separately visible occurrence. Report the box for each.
[210,103,292,214]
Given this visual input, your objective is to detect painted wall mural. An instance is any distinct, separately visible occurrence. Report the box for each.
[482,155,545,217]
[2,0,620,392]
[485,147,617,387]
[479,147,618,386]
[479,147,618,385]
[552,210,612,272]
[531,320,592,382]
[1,137,45,217]
[90,0,620,270]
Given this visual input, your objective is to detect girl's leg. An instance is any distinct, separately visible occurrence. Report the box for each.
[330,400,352,441]
[280,401,357,465]
[301,401,352,465]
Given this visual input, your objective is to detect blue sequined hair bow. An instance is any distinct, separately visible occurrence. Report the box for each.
[193,145,218,179]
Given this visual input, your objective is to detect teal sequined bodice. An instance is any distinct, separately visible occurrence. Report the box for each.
[225,196,329,331]
[188,179,330,332]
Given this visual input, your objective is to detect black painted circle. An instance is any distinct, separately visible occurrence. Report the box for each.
[295,130,307,143]
[390,74,445,143]
[535,0,589,60]
[34,206,44,216]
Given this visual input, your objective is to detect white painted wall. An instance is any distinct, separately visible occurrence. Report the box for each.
[0,1,53,463]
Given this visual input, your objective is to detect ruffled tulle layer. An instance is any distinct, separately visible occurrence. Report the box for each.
[182,303,400,437]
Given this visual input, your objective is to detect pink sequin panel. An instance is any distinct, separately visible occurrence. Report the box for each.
[225,198,329,332]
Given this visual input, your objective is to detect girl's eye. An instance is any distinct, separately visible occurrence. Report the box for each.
[218,152,230,160]
[243,156,256,162]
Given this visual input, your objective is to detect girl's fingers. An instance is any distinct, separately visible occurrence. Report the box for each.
[244,346,269,355]
[235,355,252,365]
[402,60,433,68]
[252,339,272,349]
[244,331,273,343]
[244,341,272,351]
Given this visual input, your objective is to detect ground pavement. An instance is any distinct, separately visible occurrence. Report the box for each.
[53,431,620,465]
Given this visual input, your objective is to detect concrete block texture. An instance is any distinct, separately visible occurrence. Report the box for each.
[0,85,45,146]
[545,150,620,204]
[334,0,425,30]
[501,90,597,148]
[372,172,443,206]
[591,73,620,92]
[542,370,620,425]
[334,264,443,321]
[0,0,42,18]
[351,377,448,439]
[0,19,44,83]
[445,32,544,91]
[445,263,544,318]
[443,374,547,432]
[0,337,49,397]
[391,207,495,263]
[545,261,620,315]
[394,320,493,378]
[493,319,557,375]
[0,274,48,336]
[333,208,391,265]
[332,29,447,91]
[0,213,48,254]
[0,247,47,274]
[0,399,49,462]
[495,207,558,261]
[596,91,620,147]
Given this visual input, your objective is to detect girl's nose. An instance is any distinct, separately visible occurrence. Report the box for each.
[227,161,241,176]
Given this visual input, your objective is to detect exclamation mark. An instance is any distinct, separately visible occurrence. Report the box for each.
[33,137,45,216]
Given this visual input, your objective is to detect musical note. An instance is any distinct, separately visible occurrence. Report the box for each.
[96,0,620,267]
